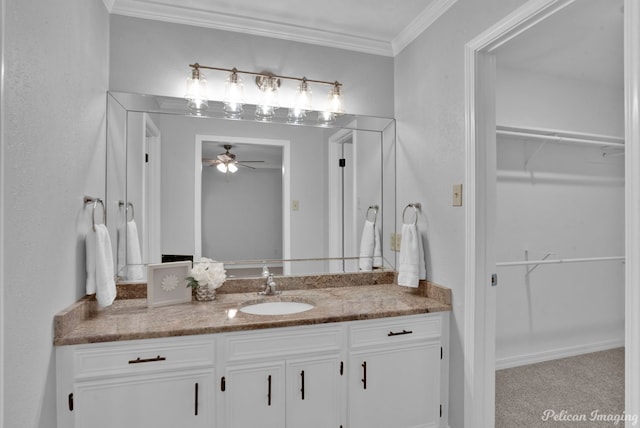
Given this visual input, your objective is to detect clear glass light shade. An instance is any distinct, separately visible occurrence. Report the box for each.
[256,78,280,121]
[216,163,228,173]
[289,80,312,123]
[318,110,335,124]
[185,71,209,111]
[227,163,238,173]
[216,162,238,173]
[224,72,244,118]
[327,84,345,114]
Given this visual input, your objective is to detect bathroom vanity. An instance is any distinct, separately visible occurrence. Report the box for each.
[54,274,451,428]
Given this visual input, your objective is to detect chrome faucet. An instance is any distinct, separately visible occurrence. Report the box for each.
[259,273,280,296]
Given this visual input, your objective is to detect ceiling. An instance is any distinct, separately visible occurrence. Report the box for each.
[105,0,457,56]
[496,0,624,87]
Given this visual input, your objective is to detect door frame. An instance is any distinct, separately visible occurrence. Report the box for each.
[463,0,640,426]
[194,135,291,270]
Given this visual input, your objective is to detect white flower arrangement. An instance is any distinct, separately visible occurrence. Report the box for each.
[186,257,226,291]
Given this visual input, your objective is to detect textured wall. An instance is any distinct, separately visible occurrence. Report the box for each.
[394,1,528,426]
[1,0,109,426]
[109,15,395,118]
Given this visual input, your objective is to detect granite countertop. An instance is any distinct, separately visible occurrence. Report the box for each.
[54,272,451,346]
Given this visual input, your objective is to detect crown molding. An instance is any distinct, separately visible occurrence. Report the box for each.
[102,0,115,12]
[392,0,458,55]
[110,0,394,56]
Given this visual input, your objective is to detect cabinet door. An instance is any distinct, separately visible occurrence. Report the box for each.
[349,343,441,428]
[225,362,285,428]
[286,356,343,428]
[74,371,213,428]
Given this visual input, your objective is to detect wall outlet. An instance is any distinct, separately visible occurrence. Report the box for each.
[292,200,299,211]
[390,233,402,251]
[453,184,463,206]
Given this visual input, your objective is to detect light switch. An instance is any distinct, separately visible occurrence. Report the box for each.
[453,184,463,206]
[390,233,402,251]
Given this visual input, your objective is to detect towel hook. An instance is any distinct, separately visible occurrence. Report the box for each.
[402,202,421,225]
[84,196,106,231]
[119,201,135,222]
[366,205,379,223]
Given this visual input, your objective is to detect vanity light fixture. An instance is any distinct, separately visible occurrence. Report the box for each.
[184,66,209,111]
[186,63,344,121]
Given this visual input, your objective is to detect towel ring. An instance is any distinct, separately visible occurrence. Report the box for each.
[366,205,379,223]
[84,196,106,231]
[402,203,421,225]
[119,201,134,222]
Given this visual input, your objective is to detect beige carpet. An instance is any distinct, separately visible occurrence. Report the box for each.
[496,348,625,427]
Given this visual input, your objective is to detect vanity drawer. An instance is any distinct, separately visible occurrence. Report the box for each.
[223,324,343,362]
[70,336,215,380]
[349,314,442,349]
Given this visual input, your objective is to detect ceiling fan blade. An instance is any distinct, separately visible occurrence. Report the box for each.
[235,160,264,163]
[237,162,257,170]
[202,158,221,165]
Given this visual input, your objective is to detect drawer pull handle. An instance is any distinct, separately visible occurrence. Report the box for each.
[128,355,166,364]
[300,370,305,400]
[194,382,199,416]
[268,375,272,406]
[388,329,413,337]
[361,361,367,390]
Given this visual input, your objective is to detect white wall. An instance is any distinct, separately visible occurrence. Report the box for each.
[109,15,394,118]
[1,0,109,426]
[393,1,528,426]
[202,167,283,261]
[495,67,625,366]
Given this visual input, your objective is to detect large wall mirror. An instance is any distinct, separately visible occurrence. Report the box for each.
[107,91,396,280]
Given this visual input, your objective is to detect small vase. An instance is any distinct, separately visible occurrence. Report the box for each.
[195,285,216,301]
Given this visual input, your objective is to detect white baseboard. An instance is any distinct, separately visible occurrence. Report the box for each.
[496,338,625,370]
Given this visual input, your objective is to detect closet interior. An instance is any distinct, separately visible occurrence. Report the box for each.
[491,0,625,418]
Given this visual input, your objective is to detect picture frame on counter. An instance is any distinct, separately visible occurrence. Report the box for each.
[147,261,193,307]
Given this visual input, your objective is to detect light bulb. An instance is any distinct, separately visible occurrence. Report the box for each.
[224,70,244,118]
[216,163,227,173]
[327,83,344,115]
[318,110,335,124]
[289,79,312,123]
[228,163,238,173]
[185,67,208,111]
[256,76,280,121]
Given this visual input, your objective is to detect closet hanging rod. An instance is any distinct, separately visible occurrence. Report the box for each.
[496,256,625,267]
[496,127,625,148]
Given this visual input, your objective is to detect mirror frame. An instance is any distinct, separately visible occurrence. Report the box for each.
[106,91,397,279]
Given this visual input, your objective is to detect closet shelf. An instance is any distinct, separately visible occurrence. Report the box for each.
[496,125,625,148]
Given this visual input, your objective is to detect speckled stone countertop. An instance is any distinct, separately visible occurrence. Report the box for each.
[54,271,451,346]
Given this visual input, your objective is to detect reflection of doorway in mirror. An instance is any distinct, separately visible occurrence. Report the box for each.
[144,113,162,267]
[194,135,291,274]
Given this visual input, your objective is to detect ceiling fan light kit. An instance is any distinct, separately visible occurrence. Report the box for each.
[185,63,344,123]
[204,144,264,174]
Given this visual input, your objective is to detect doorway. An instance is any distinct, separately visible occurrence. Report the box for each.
[463,0,640,426]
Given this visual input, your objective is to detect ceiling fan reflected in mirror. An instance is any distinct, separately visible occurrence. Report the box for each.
[203,144,264,173]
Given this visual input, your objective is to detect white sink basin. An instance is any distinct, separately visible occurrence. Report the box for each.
[240,301,314,316]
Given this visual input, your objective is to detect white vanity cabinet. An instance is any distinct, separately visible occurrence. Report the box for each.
[220,324,344,428]
[56,312,448,428]
[347,315,448,428]
[56,335,216,428]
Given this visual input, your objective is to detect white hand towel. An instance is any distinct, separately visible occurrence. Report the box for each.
[359,220,376,271]
[85,230,97,295]
[126,220,143,280]
[87,224,117,307]
[397,223,426,288]
[373,222,382,268]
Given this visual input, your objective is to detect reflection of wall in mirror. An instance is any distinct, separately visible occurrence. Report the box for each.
[151,114,328,269]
